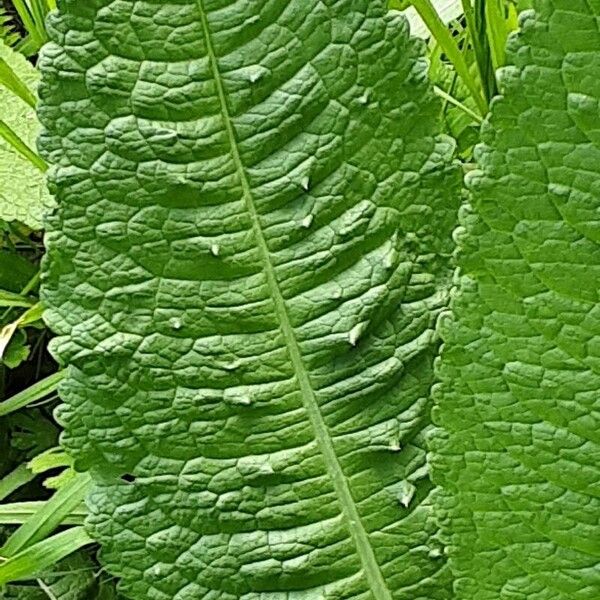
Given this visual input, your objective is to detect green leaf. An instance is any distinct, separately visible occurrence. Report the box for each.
[391,0,463,38]
[6,410,58,459]
[0,120,47,172]
[28,447,71,476]
[39,1,460,597]
[0,527,92,585]
[483,0,510,70]
[0,41,52,230]
[410,0,488,115]
[0,583,46,599]
[0,303,44,364]
[17,303,44,328]
[0,8,21,49]
[431,0,600,598]
[9,0,51,58]
[2,329,31,369]
[0,252,37,294]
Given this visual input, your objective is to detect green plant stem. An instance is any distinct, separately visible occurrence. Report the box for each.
[473,0,499,102]
[27,0,47,36]
[411,0,488,115]
[433,85,483,124]
[21,272,41,297]
[11,0,43,47]
[37,579,59,600]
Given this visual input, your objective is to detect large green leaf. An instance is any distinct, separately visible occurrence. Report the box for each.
[0,41,51,230]
[431,0,600,597]
[39,1,459,597]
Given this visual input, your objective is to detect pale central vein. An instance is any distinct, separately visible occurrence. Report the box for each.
[195,2,392,598]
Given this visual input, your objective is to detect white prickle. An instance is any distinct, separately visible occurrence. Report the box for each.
[169,317,183,330]
[348,322,366,347]
[398,481,416,508]
[301,214,314,229]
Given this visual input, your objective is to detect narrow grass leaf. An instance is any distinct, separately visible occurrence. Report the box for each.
[0,289,36,308]
[0,371,64,417]
[0,472,91,557]
[0,57,36,108]
[0,465,35,502]
[0,120,46,172]
[18,302,45,327]
[0,502,86,526]
[0,527,92,585]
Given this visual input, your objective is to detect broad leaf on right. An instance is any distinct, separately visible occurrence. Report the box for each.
[431,0,600,598]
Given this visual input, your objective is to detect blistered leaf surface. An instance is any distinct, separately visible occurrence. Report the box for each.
[0,42,50,229]
[39,1,459,597]
[432,0,600,597]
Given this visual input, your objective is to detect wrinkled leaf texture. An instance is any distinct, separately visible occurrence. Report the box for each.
[0,41,51,229]
[431,0,600,598]
[38,0,460,598]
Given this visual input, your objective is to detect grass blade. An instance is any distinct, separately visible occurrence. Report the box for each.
[26,0,48,36]
[0,502,86,526]
[0,56,36,108]
[10,0,42,48]
[0,527,92,584]
[411,0,488,115]
[460,0,497,103]
[485,0,511,69]
[0,289,36,308]
[433,85,483,124]
[0,119,47,172]
[0,472,91,557]
[0,465,35,502]
[0,371,64,417]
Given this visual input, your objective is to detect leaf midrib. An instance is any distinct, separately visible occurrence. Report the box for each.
[195,2,392,597]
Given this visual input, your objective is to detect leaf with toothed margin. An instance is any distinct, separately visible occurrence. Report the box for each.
[38,1,460,598]
[431,0,600,598]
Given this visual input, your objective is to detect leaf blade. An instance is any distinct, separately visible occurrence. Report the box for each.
[432,0,600,597]
[39,1,460,597]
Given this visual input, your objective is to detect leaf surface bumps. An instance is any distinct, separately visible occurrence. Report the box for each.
[431,0,600,597]
[0,41,51,229]
[39,1,459,597]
